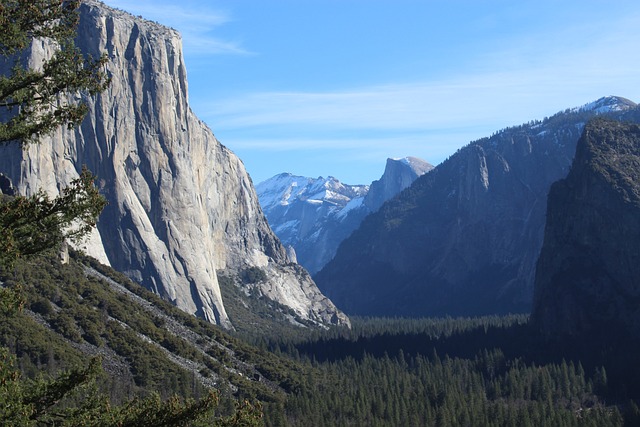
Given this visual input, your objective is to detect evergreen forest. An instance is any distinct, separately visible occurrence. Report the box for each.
[240,312,640,426]
[4,252,640,426]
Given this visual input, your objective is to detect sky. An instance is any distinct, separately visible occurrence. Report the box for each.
[105,0,640,185]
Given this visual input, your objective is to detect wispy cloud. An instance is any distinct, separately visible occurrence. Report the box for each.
[103,0,250,55]
[204,69,622,135]
[107,1,228,27]
[203,8,640,146]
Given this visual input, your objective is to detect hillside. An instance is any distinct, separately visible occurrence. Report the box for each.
[0,251,315,420]
[4,256,637,425]
[316,96,639,317]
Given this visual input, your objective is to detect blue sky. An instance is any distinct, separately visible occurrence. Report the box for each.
[105,0,640,185]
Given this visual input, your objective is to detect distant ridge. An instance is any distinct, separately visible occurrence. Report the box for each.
[315,96,639,318]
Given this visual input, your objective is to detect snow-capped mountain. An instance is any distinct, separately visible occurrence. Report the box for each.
[257,157,433,274]
[258,175,368,219]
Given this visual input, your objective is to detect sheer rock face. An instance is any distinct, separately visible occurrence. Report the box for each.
[363,157,434,212]
[532,118,640,338]
[316,97,639,318]
[0,0,348,329]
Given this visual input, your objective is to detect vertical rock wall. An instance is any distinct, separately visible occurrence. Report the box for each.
[532,118,640,338]
[0,0,348,328]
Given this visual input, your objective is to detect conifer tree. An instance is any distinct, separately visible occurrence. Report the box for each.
[0,0,109,267]
[0,0,109,144]
[0,1,263,425]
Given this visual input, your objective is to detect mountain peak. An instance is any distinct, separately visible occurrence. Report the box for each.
[257,156,431,274]
[388,156,434,176]
[573,96,637,114]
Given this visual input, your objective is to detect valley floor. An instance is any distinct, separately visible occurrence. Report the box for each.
[250,316,640,426]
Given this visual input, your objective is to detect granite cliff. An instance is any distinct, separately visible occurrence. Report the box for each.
[0,0,348,328]
[257,157,432,274]
[364,157,433,212]
[316,97,639,317]
[532,117,640,338]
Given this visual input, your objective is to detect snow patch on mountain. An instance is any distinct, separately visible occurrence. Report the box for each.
[572,96,637,115]
[257,174,368,217]
[274,220,300,234]
[337,197,365,219]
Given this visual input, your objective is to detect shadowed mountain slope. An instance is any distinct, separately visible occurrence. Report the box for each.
[316,97,639,317]
[532,117,640,338]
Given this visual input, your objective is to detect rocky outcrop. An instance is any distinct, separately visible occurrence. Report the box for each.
[257,157,432,274]
[531,118,640,338]
[0,0,348,328]
[315,97,639,317]
[364,157,433,212]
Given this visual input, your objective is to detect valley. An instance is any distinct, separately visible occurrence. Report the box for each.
[1,1,639,426]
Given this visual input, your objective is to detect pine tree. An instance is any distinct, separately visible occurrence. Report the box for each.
[0,0,108,268]
[0,0,109,144]
[0,345,262,426]
[0,166,106,267]
[0,2,263,425]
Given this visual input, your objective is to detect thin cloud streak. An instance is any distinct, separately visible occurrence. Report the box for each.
[227,132,477,184]
[204,70,626,131]
[182,36,250,56]
[106,1,229,28]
